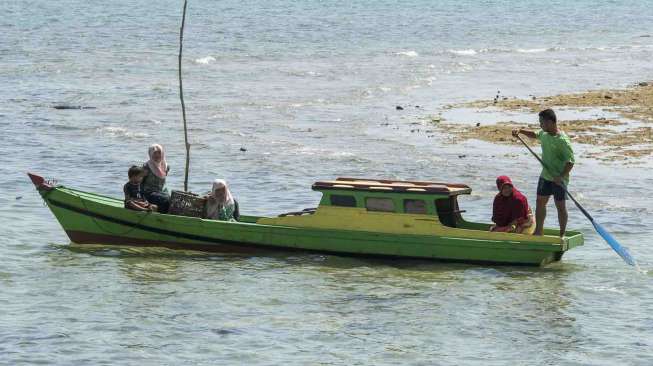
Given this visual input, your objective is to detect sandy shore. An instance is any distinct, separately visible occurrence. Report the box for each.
[430,82,653,161]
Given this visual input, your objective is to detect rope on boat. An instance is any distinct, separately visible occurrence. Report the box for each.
[74,192,152,237]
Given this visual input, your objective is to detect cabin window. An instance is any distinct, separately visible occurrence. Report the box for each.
[330,194,357,207]
[404,199,427,214]
[365,197,395,212]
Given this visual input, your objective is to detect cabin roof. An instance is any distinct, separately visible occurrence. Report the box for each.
[312,177,472,196]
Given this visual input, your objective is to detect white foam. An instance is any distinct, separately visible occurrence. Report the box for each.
[438,44,653,58]
[103,126,127,134]
[98,126,148,139]
[588,286,626,295]
[195,56,216,64]
[330,151,355,158]
[396,50,419,57]
[449,49,477,56]
[516,48,548,53]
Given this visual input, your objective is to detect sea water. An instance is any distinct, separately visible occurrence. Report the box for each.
[1,1,652,364]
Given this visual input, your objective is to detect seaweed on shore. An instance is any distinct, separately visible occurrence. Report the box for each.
[433,82,653,161]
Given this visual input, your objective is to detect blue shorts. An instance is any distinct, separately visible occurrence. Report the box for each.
[537,177,567,201]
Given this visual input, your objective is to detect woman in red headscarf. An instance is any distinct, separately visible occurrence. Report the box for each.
[490,176,535,234]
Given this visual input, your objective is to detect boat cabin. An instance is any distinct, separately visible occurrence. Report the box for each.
[257,177,475,233]
[312,177,471,228]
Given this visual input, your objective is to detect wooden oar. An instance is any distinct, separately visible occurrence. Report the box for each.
[515,134,638,267]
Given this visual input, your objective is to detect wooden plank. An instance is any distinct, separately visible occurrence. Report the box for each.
[336,177,470,189]
[312,178,471,195]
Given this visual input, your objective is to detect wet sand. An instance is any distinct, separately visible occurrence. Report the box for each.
[432,82,653,161]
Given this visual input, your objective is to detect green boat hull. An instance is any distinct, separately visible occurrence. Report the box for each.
[32,176,583,266]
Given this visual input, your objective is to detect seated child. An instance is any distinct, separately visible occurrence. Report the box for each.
[124,165,158,212]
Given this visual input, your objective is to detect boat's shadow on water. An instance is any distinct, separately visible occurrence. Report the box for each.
[53,242,586,277]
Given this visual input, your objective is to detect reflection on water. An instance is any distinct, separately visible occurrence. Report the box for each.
[1,229,650,365]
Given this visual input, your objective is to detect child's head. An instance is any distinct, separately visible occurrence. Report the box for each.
[538,108,557,133]
[128,165,145,184]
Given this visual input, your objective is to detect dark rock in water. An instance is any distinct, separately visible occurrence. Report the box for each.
[210,328,242,336]
[53,105,97,110]
[239,147,247,152]
[396,105,404,110]
[415,105,420,108]
[476,122,481,127]
[639,82,649,87]
[53,105,80,109]
[16,196,22,200]
[639,34,651,38]
[493,90,501,104]
[458,154,466,158]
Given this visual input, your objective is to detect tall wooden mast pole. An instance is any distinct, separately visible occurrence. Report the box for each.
[178,0,190,191]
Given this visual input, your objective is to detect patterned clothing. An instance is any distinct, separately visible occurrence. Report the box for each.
[204,179,237,221]
[217,203,236,221]
[141,163,169,195]
[123,182,144,202]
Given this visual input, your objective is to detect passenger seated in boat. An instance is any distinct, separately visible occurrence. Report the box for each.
[124,165,158,212]
[490,176,535,234]
[203,179,240,221]
[142,144,171,213]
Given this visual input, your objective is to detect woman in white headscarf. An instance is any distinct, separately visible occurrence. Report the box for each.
[203,179,239,221]
[142,144,171,213]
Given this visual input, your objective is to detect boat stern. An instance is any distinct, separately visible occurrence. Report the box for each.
[564,230,584,251]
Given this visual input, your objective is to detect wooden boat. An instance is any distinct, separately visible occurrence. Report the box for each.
[28,173,583,266]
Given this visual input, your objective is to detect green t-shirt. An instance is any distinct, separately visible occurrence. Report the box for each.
[537,129,575,184]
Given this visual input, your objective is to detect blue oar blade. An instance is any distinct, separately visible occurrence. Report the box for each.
[592,221,637,266]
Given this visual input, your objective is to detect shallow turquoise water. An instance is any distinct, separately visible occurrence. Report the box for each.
[1,1,652,364]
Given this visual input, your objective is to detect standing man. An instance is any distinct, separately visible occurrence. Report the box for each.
[512,109,575,237]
